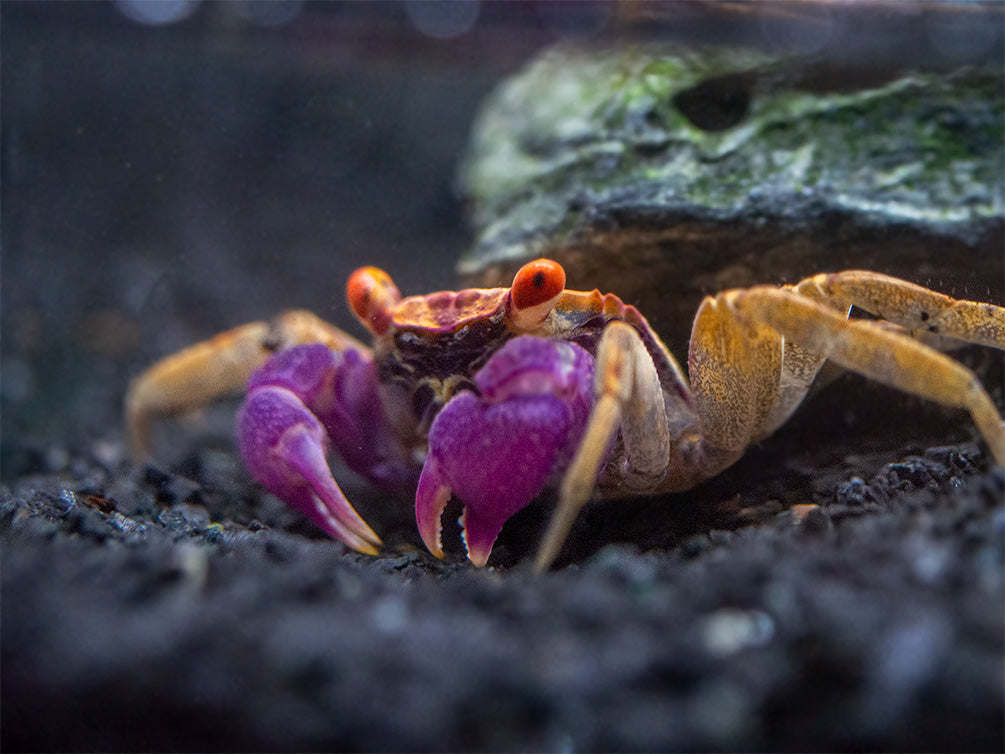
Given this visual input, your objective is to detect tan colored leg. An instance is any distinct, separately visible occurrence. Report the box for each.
[721,272,1003,439]
[687,296,784,453]
[802,271,1005,348]
[535,321,677,571]
[125,310,368,459]
[536,274,1003,570]
[723,281,1005,465]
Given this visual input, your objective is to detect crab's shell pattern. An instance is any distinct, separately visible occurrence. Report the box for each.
[394,289,509,333]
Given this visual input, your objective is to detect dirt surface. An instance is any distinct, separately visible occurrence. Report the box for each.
[3,404,1004,752]
[3,5,1003,752]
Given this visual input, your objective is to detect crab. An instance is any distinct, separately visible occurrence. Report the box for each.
[126,258,1005,569]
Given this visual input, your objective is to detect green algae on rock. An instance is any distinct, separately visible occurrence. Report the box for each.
[459,43,1004,348]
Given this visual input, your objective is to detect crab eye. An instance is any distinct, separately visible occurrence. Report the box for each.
[508,259,566,331]
[347,266,401,335]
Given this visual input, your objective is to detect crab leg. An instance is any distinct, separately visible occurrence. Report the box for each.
[722,280,1005,465]
[125,320,272,457]
[685,273,1005,466]
[797,271,1005,349]
[125,310,367,458]
[536,274,1005,571]
[535,321,695,571]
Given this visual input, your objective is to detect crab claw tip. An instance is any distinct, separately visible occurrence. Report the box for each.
[415,457,451,560]
[276,425,383,555]
[459,506,506,568]
[417,456,506,567]
[238,387,382,556]
[462,530,492,568]
[307,492,382,556]
[467,547,491,569]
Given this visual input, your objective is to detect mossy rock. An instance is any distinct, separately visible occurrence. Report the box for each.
[459,43,1004,349]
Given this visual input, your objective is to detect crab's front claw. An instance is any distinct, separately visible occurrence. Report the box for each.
[415,392,561,566]
[416,337,595,566]
[237,385,382,555]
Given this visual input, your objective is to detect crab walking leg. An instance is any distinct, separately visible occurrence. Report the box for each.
[799,271,1005,349]
[730,272,1005,439]
[125,310,368,458]
[724,285,1005,465]
[533,394,619,571]
[687,295,785,454]
[535,321,673,571]
[125,321,271,457]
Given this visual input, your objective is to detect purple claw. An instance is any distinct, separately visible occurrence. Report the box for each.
[248,344,410,488]
[416,336,595,566]
[238,346,382,554]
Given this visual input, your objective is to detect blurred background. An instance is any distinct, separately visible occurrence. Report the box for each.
[3,0,559,463]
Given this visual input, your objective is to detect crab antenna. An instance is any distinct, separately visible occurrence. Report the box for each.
[507,259,566,331]
[347,266,401,335]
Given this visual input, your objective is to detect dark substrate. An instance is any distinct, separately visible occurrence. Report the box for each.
[3,378,1004,752]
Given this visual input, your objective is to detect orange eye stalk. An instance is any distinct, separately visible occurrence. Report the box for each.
[347,266,401,335]
[508,259,566,331]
